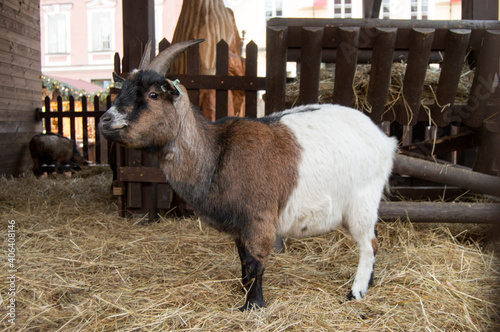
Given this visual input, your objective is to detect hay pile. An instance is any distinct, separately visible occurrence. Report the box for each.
[286,63,475,114]
[1,168,499,331]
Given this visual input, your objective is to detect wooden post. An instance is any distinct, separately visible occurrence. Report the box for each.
[298,27,324,106]
[216,40,229,120]
[462,0,499,20]
[266,26,288,115]
[122,0,155,72]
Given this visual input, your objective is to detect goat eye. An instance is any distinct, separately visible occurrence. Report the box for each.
[149,92,159,100]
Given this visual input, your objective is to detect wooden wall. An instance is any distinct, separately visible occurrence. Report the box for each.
[0,0,42,176]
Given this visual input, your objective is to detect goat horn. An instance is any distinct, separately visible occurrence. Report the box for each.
[146,39,205,75]
[138,40,153,70]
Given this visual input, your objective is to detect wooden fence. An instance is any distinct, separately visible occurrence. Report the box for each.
[36,95,111,164]
[36,25,500,224]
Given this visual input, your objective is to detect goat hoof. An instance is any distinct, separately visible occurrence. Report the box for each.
[239,300,266,311]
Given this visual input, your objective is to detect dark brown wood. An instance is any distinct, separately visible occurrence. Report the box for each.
[400,28,435,126]
[186,42,200,108]
[462,0,499,20]
[298,27,324,106]
[216,40,229,120]
[464,30,500,128]
[367,28,397,123]
[81,96,89,160]
[141,151,158,222]
[245,40,258,118]
[379,202,500,223]
[57,96,63,134]
[94,95,102,164]
[168,74,266,91]
[333,27,360,107]
[390,186,467,201]
[44,97,51,133]
[266,26,288,115]
[120,166,168,183]
[69,96,76,142]
[363,0,383,18]
[432,29,471,126]
[393,154,500,197]
[400,131,478,157]
[122,0,155,72]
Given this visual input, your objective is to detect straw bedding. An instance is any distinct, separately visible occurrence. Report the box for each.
[0,167,499,331]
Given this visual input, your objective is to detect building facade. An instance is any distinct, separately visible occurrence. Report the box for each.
[40,0,182,88]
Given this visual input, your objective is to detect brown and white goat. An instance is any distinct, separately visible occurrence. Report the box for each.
[99,40,398,310]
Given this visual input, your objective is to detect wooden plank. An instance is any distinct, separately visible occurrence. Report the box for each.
[265,26,288,115]
[186,42,200,108]
[169,74,266,90]
[393,154,500,197]
[379,202,500,223]
[298,27,324,106]
[464,30,500,128]
[215,40,229,120]
[432,29,471,126]
[0,37,39,60]
[268,18,500,43]
[399,28,435,126]
[333,27,359,107]
[120,166,168,183]
[367,28,397,123]
[245,41,258,118]
[126,149,143,209]
[141,151,159,222]
[0,12,40,41]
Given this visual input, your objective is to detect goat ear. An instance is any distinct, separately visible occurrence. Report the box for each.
[112,72,125,83]
[147,39,205,76]
[161,79,183,97]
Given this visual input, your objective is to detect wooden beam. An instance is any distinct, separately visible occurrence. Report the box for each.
[393,154,500,197]
[379,202,500,224]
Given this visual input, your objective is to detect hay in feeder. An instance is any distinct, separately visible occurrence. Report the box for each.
[285,63,476,117]
[0,168,499,331]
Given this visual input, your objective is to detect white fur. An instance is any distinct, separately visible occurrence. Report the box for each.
[275,104,397,299]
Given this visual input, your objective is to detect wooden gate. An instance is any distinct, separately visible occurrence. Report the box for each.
[36,95,111,164]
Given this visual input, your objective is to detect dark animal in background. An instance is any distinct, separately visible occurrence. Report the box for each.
[29,133,87,176]
[100,40,397,310]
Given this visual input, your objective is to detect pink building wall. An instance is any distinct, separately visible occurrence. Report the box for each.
[40,0,181,86]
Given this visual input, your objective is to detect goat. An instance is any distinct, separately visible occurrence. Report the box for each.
[99,40,398,310]
[29,133,87,177]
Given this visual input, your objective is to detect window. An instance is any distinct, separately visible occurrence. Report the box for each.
[381,0,390,19]
[334,0,352,19]
[266,0,283,20]
[89,11,113,52]
[411,0,429,20]
[86,0,116,53]
[43,4,72,54]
